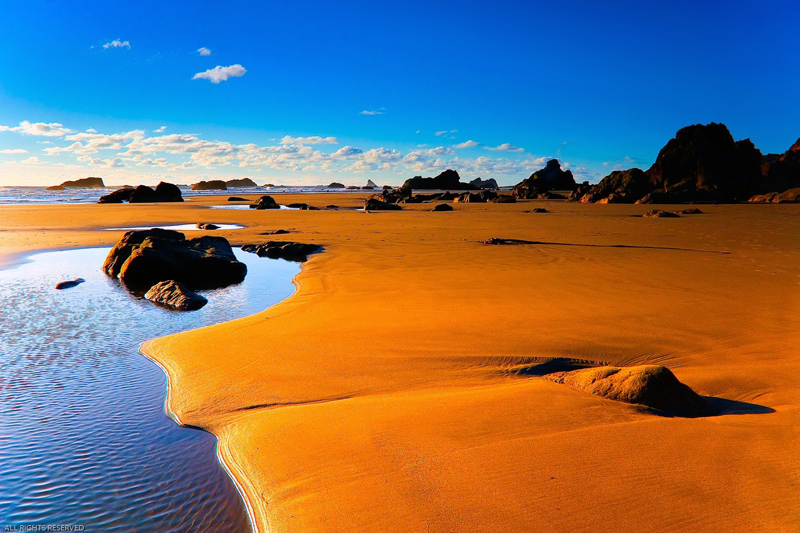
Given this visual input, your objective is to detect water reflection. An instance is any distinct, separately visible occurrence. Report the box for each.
[0,247,300,531]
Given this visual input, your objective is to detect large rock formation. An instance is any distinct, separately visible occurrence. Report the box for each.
[547,365,718,417]
[580,123,776,204]
[47,177,105,190]
[144,280,208,311]
[225,178,257,188]
[191,180,227,191]
[103,229,247,294]
[469,177,499,190]
[513,160,575,198]
[402,169,477,190]
[758,138,800,194]
[98,182,183,203]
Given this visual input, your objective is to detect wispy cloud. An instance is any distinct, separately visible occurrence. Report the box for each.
[197,47,211,56]
[486,143,524,152]
[453,140,479,149]
[332,146,363,157]
[0,121,74,137]
[435,129,458,136]
[360,108,385,115]
[281,135,338,145]
[154,126,167,133]
[192,64,247,84]
[0,148,28,154]
[103,39,131,50]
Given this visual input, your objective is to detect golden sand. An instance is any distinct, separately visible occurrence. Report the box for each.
[2,194,798,531]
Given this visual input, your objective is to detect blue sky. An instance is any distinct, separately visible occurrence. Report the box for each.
[0,0,798,186]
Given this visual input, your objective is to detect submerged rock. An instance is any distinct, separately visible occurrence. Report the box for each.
[240,241,322,262]
[55,278,85,290]
[250,195,280,209]
[196,223,220,230]
[548,365,718,417]
[145,280,207,311]
[103,229,247,293]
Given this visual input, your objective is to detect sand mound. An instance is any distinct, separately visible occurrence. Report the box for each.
[549,365,718,417]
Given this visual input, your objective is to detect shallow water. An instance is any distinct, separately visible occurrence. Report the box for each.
[0,247,300,531]
[102,223,245,231]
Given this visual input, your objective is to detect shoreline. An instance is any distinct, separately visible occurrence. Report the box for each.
[2,195,799,531]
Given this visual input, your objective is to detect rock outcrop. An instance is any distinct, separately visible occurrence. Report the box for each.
[469,177,499,190]
[547,365,718,417]
[365,179,378,188]
[749,187,800,204]
[513,160,575,198]
[225,178,257,188]
[578,169,652,204]
[47,177,105,190]
[250,195,280,209]
[402,169,477,190]
[759,139,800,194]
[454,190,498,203]
[144,280,208,311]
[103,229,247,294]
[327,182,345,188]
[365,198,403,210]
[191,180,227,191]
[240,241,322,262]
[99,182,183,203]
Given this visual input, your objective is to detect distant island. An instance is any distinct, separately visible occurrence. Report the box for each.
[46,177,105,190]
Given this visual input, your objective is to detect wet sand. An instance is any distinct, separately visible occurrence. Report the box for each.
[2,194,798,531]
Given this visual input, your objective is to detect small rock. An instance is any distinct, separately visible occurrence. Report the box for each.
[55,278,85,290]
[431,203,453,211]
[240,241,322,262]
[643,209,680,218]
[250,195,280,209]
[196,223,220,230]
[531,208,549,213]
[145,280,207,311]
[680,208,704,214]
[365,198,403,211]
[227,196,247,202]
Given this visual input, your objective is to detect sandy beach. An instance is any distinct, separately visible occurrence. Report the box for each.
[2,194,798,532]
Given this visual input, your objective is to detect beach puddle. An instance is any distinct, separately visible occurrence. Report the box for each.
[0,247,300,531]
[103,223,245,231]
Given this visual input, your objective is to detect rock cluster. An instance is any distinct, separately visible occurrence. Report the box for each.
[103,229,247,295]
[454,190,498,203]
[240,241,322,262]
[512,159,575,198]
[98,182,183,203]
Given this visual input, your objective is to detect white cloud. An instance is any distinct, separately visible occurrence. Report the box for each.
[0,121,74,137]
[197,47,211,56]
[332,146,363,158]
[0,148,28,154]
[154,126,167,133]
[363,147,402,164]
[280,135,338,145]
[486,143,524,152]
[360,108,385,115]
[192,64,247,83]
[103,39,131,50]
[22,156,43,164]
[453,140,479,149]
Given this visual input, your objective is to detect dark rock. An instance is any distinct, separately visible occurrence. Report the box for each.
[380,188,412,203]
[55,278,85,290]
[325,205,339,210]
[438,191,458,201]
[226,178,257,188]
[534,191,566,200]
[347,185,359,190]
[748,193,778,203]
[302,205,320,210]
[260,229,291,235]
[196,223,220,230]
[489,195,516,203]
[366,180,378,188]
[567,182,592,201]
[103,229,246,293]
[153,182,183,202]
[328,182,345,188]
[98,187,135,203]
[759,139,800,194]
[191,180,227,191]
[410,193,444,203]
[365,198,403,211]
[228,196,248,202]
[773,187,800,203]
[643,209,680,218]
[680,208,704,214]
[549,365,717,417]
[431,203,453,211]
[45,185,65,191]
[580,169,653,204]
[240,241,322,262]
[513,160,575,198]
[287,203,309,209]
[50,177,105,189]
[481,238,528,245]
[250,195,280,209]
[530,208,549,213]
[470,177,499,189]
[145,280,207,311]
[454,190,498,203]
[402,169,477,190]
